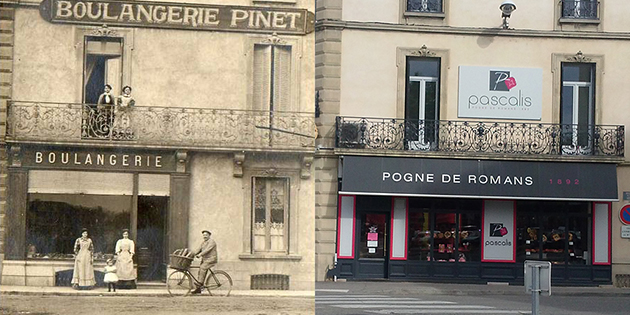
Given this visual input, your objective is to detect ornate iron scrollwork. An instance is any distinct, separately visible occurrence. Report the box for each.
[336,116,624,157]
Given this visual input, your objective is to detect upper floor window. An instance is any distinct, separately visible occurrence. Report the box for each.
[407,0,443,13]
[562,0,599,19]
[561,63,595,150]
[405,57,440,150]
[84,36,123,104]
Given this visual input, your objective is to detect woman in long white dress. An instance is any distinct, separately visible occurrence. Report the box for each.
[113,85,135,139]
[71,229,95,289]
[115,229,137,289]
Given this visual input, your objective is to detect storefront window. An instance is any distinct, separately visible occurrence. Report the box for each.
[458,213,481,262]
[408,211,430,260]
[516,201,590,265]
[27,194,131,260]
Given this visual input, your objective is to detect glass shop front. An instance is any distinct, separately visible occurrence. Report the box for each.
[335,156,616,285]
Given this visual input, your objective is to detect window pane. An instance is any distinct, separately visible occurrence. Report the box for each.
[253,45,271,111]
[433,213,456,262]
[407,57,439,78]
[516,214,540,262]
[542,215,567,265]
[568,215,589,265]
[408,211,430,260]
[562,63,593,82]
[458,213,481,262]
[27,194,131,260]
[359,213,387,258]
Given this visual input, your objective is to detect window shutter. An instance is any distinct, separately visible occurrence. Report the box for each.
[253,45,271,111]
[272,46,292,111]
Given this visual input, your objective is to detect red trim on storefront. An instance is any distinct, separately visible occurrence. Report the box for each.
[336,194,356,259]
[389,197,408,261]
[592,202,612,266]
[481,199,516,263]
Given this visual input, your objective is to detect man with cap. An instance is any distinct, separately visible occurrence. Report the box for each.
[191,230,217,294]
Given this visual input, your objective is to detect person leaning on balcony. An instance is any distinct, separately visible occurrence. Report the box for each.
[113,85,135,138]
[97,84,115,106]
[97,84,115,130]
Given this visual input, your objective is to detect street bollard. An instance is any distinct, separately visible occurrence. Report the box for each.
[525,260,551,315]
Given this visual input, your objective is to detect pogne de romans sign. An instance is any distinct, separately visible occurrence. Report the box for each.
[39,0,315,34]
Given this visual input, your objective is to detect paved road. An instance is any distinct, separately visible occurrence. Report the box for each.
[315,281,630,315]
[0,295,315,315]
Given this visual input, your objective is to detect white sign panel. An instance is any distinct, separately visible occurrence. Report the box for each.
[622,226,630,239]
[458,66,543,120]
[482,200,515,262]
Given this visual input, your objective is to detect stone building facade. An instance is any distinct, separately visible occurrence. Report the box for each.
[1,0,316,291]
[315,0,630,286]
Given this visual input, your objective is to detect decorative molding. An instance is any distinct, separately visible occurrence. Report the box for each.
[262,168,279,177]
[410,45,436,57]
[566,51,592,63]
[90,24,119,37]
[261,32,288,46]
[233,152,245,177]
[9,145,21,167]
[175,150,187,173]
[301,155,313,179]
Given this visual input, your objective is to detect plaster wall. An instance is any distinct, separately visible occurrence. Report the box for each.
[341,0,630,31]
[12,7,314,113]
[340,29,630,128]
[612,165,630,276]
[187,152,315,290]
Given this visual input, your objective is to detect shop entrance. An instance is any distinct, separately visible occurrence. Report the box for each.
[356,212,389,279]
[136,196,168,282]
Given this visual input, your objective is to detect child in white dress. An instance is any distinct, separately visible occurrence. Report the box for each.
[103,258,119,292]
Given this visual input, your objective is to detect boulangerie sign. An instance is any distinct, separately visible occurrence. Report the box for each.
[458,66,543,120]
[39,0,315,35]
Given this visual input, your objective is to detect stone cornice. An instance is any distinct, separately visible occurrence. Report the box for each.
[316,19,630,41]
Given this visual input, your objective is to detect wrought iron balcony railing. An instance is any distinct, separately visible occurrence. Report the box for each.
[407,0,443,13]
[562,0,599,19]
[6,101,316,150]
[336,117,624,158]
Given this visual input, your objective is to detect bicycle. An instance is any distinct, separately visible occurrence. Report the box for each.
[166,254,233,297]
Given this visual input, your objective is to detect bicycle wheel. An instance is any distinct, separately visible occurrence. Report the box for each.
[167,270,193,297]
[205,270,233,297]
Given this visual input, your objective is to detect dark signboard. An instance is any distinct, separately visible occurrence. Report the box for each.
[39,0,315,35]
[22,147,176,173]
[341,156,618,201]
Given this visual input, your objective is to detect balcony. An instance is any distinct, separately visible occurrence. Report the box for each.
[335,117,624,160]
[6,101,316,151]
[561,0,599,20]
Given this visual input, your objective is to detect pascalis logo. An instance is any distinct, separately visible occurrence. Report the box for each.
[489,71,517,91]
[490,223,508,237]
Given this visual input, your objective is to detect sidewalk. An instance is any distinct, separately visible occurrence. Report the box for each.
[0,284,314,298]
[315,280,630,297]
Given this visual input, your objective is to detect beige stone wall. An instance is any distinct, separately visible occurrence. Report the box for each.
[12,0,314,113]
[6,0,315,290]
[341,0,630,31]
[188,152,315,290]
[314,0,342,281]
[0,3,15,280]
[612,165,630,281]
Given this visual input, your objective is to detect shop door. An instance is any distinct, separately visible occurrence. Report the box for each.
[356,212,389,279]
[136,196,167,282]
